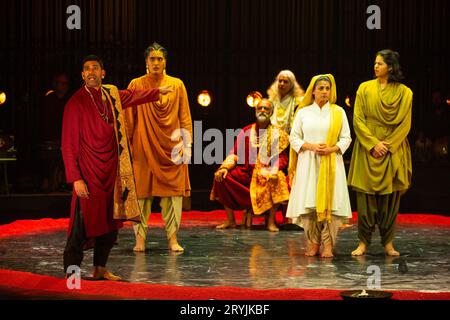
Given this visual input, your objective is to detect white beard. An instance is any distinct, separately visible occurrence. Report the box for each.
[256,114,269,122]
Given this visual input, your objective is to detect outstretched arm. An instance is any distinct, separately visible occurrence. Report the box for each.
[119,87,160,109]
[120,85,173,109]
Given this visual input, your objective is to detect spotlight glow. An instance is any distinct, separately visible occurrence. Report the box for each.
[345,96,351,108]
[246,91,262,108]
[197,90,212,107]
[0,91,6,105]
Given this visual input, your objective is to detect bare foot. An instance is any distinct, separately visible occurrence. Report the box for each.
[133,234,146,252]
[321,243,334,258]
[169,242,184,252]
[267,223,279,232]
[169,236,184,252]
[305,241,320,256]
[93,266,122,281]
[384,242,400,256]
[102,270,123,281]
[351,242,366,256]
[216,221,237,229]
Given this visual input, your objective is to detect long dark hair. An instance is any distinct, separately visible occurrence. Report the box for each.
[376,49,404,83]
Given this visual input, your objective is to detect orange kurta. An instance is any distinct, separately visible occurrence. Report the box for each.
[126,74,192,198]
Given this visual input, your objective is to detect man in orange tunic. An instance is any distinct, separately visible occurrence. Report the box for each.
[125,43,192,252]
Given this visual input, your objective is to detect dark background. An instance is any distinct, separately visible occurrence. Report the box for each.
[0,0,449,215]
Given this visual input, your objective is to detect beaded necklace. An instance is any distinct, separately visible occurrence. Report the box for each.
[250,124,273,157]
[84,86,109,124]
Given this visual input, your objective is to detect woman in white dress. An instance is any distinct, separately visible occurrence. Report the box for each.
[286,74,352,258]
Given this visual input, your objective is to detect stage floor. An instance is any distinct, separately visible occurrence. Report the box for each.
[1,221,449,292]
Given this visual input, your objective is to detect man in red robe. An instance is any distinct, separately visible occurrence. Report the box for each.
[210,99,290,232]
[61,55,171,280]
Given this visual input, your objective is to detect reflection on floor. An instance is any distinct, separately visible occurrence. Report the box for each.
[0,224,449,292]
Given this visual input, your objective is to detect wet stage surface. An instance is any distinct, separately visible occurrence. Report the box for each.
[1,224,449,292]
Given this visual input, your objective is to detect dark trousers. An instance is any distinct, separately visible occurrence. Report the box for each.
[63,199,118,273]
[356,191,401,246]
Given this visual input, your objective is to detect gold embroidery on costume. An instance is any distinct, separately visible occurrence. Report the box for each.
[103,85,141,222]
[250,125,290,215]
[220,154,238,171]
[276,107,286,118]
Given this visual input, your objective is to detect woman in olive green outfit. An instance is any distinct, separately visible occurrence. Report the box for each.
[348,49,413,256]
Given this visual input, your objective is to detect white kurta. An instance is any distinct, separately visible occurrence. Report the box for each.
[286,102,352,218]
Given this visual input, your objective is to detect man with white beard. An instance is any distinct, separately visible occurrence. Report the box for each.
[210,99,290,231]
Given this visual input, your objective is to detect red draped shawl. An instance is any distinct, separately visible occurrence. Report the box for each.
[61,86,160,238]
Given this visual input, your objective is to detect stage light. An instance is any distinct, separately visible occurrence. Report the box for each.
[446,99,450,106]
[0,91,6,105]
[45,90,54,97]
[345,96,351,108]
[246,91,262,108]
[197,90,212,107]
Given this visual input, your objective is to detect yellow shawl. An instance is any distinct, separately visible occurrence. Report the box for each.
[316,105,342,222]
[287,74,341,222]
[288,74,337,180]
